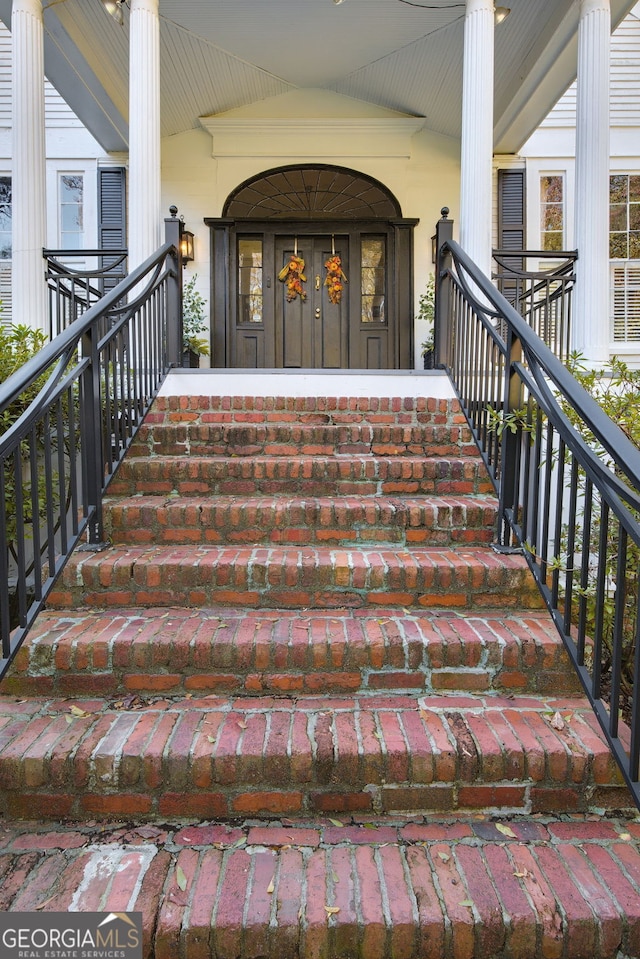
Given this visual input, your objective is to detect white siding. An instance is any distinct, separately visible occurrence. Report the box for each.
[541,5,640,128]
[0,22,82,128]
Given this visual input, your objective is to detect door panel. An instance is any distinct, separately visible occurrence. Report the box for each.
[276,236,348,369]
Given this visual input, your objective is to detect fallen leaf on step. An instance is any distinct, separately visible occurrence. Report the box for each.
[438,852,450,862]
[267,878,275,894]
[548,711,566,730]
[324,906,340,916]
[69,705,89,718]
[329,819,344,827]
[458,900,474,908]
[513,869,529,878]
[496,823,517,838]
[176,866,187,891]
[237,720,248,730]
[619,833,632,841]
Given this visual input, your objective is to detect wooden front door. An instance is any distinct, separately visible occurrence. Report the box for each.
[276,235,348,369]
[208,216,417,369]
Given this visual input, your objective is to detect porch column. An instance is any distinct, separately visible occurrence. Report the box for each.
[128,0,161,269]
[573,0,610,364]
[11,0,47,330]
[459,0,494,279]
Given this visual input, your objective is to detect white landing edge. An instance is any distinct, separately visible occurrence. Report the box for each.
[159,369,456,399]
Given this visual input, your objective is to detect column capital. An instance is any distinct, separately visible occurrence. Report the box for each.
[579,0,611,16]
[12,0,42,15]
[131,0,159,13]
[465,0,494,14]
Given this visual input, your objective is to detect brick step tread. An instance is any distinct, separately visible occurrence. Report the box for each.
[108,454,494,497]
[0,692,629,820]
[4,815,639,959]
[151,394,464,422]
[4,607,582,699]
[103,494,498,547]
[47,545,543,611]
[131,422,478,458]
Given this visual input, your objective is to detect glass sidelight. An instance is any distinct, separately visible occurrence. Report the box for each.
[238,237,263,324]
[361,236,386,324]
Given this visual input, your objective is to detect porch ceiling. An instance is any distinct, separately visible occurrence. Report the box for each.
[0,0,636,153]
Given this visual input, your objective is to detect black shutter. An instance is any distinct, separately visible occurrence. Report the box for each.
[497,169,525,304]
[98,166,126,291]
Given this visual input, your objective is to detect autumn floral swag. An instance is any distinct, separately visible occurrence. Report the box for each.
[324,252,348,305]
[278,244,307,302]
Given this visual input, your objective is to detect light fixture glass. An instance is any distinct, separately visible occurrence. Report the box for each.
[494,6,510,24]
[333,0,346,5]
[101,0,125,25]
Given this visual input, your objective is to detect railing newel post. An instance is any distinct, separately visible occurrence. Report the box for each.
[165,207,183,368]
[434,207,454,369]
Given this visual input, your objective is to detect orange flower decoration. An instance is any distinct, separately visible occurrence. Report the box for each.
[278,255,307,302]
[324,254,348,305]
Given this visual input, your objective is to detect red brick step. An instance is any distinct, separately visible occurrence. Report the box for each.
[107,454,494,498]
[2,814,639,959]
[3,607,582,699]
[46,544,544,611]
[132,421,480,458]
[103,493,497,547]
[0,690,629,821]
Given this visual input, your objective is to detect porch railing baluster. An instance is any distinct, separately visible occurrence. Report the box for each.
[435,213,640,810]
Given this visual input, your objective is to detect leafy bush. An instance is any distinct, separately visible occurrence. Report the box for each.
[182,275,209,356]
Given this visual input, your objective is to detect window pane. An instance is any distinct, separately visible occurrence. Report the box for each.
[610,175,628,204]
[61,174,83,203]
[362,295,385,324]
[629,176,640,202]
[543,204,563,231]
[542,232,563,252]
[540,175,563,203]
[630,204,640,231]
[630,232,640,258]
[361,238,384,268]
[238,238,263,324]
[610,233,628,258]
[610,204,627,231]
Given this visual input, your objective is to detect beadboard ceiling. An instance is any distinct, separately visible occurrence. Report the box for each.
[0,0,637,152]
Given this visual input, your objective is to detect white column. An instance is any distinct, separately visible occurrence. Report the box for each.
[128,0,161,270]
[12,0,47,331]
[459,0,495,279]
[573,0,610,364]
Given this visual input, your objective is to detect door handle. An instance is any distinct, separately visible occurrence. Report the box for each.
[315,275,321,291]
[315,307,321,318]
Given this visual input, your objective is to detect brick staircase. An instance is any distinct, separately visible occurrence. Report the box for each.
[1,391,639,958]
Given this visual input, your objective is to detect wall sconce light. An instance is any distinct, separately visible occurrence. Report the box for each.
[101,0,128,25]
[333,0,346,5]
[180,229,195,264]
[495,6,511,24]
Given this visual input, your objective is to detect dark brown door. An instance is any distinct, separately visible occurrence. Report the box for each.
[275,236,348,368]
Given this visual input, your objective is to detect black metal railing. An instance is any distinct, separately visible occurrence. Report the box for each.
[45,250,129,339]
[493,249,577,363]
[0,221,183,682]
[435,210,640,809]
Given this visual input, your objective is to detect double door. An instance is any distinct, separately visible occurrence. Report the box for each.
[209,218,416,370]
[276,236,348,369]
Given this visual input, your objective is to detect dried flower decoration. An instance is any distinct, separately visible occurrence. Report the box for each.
[324,254,347,305]
[278,254,307,302]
